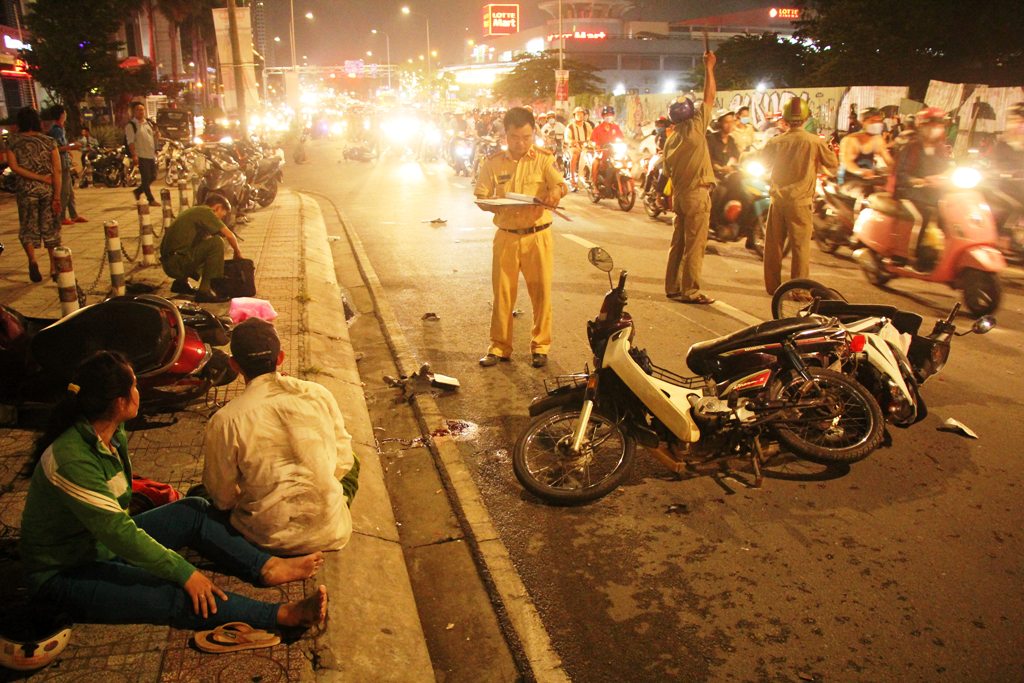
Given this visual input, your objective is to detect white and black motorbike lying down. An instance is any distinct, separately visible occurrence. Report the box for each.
[771,279,996,426]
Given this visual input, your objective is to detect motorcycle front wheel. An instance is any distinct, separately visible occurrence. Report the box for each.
[769,367,884,465]
[617,179,636,212]
[770,278,846,320]
[513,407,635,505]
[643,192,662,218]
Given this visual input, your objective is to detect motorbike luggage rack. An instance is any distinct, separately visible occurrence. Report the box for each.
[648,362,704,389]
[544,369,590,394]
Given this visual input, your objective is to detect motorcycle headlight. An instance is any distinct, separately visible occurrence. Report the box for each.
[219,136,234,144]
[193,136,203,145]
[951,166,981,189]
[612,142,627,157]
[613,160,623,168]
[744,161,766,178]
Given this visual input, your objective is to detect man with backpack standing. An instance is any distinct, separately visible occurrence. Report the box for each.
[126,102,160,207]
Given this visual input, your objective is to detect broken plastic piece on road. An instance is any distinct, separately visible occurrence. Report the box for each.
[512,308,523,317]
[938,417,978,439]
[326,235,341,242]
[422,312,440,321]
[423,218,447,225]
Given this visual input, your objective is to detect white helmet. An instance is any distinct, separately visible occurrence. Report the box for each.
[0,612,72,671]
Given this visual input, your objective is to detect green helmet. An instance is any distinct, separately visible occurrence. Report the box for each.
[783,98,810,124]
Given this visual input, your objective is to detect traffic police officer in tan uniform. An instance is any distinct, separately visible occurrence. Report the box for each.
[761,98,838,294]
[663,49,718,305]
[475,107,567,368]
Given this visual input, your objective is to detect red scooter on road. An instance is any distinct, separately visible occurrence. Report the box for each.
[851,166,1005,316]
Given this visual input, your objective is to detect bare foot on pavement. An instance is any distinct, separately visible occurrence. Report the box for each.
[261,551,325,586]
[277,585,328,628]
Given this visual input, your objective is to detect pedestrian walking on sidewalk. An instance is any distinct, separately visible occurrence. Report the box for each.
[47,105,87,225]
[663,50,718,305]
[126,102,160,207]
[159,195,242,304]
[475,107,567,369]
[19,351,329,631]
[5,107,62,283]
[203,319,360,554]
[761,98,838,295]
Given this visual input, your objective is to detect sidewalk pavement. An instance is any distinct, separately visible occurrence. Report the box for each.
[0,185,434,681]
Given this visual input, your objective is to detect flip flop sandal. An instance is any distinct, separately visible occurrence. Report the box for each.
[194,622,281,653]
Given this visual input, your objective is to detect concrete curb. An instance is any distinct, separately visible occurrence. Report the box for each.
[296,193,434,681]
[308,192,570,683]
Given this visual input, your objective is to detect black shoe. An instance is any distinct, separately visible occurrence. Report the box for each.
[28,261,42,283]
[170,278,196,295]
[194,290,231,304]
[479,353,509,367]
[531,353,548,368]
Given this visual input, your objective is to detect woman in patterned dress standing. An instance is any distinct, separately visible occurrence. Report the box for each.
[5,107,62,282]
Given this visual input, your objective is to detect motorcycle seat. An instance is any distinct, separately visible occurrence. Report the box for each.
[686,318,825,375]
[868,193,914,220]
[31,298,172,380]
[812,301,923,336]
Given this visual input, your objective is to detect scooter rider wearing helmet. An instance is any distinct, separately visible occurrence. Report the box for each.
[662,49,718,305]
[838,107,893,189]
[563,106,594,191]
[893,106,951,270]
[761,97,839,295]
[590,105,625,187]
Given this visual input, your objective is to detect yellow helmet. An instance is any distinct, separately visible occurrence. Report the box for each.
[783,98,810,124]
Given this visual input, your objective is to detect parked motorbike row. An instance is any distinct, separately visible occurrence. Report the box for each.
[187,136,284,227]
[812,164,1011,316]
[512,248,995,505]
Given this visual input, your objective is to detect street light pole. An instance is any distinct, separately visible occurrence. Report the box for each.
[288,0,297,68]
[401,7,431,98]
[371,29,392,90]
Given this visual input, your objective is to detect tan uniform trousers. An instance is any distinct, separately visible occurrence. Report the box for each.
[763,198,813,295]
[664,188,711,299]
[489,227,553,357]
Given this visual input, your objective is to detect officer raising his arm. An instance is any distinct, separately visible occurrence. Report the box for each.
[475,107,568,369]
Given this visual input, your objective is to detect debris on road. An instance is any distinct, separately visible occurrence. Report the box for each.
[939,417,979,439]
[422,312,440,321]
[512,308,523,317]
[383,362,460,396]
[423,218,448,225]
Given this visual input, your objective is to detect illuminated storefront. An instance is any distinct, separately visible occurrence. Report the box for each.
[449,2,797,97]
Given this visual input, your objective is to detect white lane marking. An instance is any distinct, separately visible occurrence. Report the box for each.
[710,300,762,326]
[561,229,765,327]
[561,233,600,249]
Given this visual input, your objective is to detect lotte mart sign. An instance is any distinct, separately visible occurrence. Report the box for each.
[483,4,519,36]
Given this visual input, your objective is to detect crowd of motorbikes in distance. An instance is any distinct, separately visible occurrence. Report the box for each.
[0,125,285,229]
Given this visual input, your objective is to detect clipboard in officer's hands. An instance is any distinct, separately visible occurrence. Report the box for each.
[475,192,572,221]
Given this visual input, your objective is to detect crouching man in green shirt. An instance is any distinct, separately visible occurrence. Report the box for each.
[160,194,242,303]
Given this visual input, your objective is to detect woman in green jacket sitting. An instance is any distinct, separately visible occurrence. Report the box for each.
[20,350,327,630]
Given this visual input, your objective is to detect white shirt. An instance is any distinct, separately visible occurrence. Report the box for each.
[542,120,566,139]
[125,118,157,159]
[202,373,354,554]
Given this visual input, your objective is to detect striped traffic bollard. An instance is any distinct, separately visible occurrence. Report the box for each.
[160,188,174,225]
[54,247,79,317]
[136,199,156,267]
[178,179,190,208]
[104,221,126,296]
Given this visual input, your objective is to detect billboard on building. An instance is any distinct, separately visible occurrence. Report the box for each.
[483,4,519,36]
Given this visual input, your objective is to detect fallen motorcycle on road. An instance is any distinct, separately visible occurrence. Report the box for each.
[512,248,885,505]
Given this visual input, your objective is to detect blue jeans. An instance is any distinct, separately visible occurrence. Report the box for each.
[35,498,279,630]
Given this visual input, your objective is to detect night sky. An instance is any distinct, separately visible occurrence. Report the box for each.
[263,0,779,67]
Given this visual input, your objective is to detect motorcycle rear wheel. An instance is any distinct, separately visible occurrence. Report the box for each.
[513,407,635,505]
[643,193,662,218]
[960,268,1001,317]
[770,278,847,320]
[770,367,884,465]
[256,182,279,208]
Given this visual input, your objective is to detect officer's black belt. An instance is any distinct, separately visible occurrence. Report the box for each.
[500,223,551,235]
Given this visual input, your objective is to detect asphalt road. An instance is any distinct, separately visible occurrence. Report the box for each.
[288,138,1024,682]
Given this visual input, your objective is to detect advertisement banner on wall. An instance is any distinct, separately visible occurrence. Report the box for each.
[483,4,519,36]
[555,69,569,106]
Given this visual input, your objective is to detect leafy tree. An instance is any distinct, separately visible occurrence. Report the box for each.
[691,33,808,90]
[493,51,605,102]
[23,0,136,134]
[796,0,1024,97]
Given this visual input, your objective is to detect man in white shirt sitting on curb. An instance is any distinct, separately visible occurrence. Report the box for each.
[202,318,360,555]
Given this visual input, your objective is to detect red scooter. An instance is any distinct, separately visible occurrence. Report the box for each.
[1,295,236,425]
[851,167,1005,316]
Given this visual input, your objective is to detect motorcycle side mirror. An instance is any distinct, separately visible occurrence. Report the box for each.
[588,247,614,273]
[971,316,996,335]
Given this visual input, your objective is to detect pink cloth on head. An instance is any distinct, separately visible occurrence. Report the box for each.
[229,297,279,323]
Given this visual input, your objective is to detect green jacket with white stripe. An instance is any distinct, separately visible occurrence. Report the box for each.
[20,420,196,592]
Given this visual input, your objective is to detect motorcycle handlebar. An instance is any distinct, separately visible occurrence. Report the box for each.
[617,270,628,290]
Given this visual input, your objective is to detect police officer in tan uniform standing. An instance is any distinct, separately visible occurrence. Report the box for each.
[663,50,717,305]
[475,107,568,369]
[761,98,838,295]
